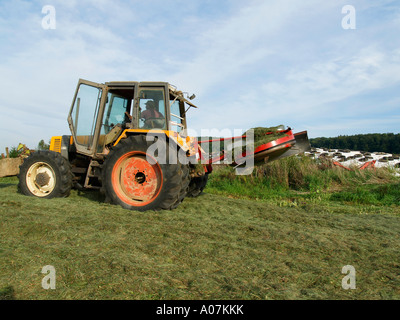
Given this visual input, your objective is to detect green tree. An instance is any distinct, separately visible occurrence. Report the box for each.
[8,147,20,158]
[310,133,400,153]
[37,139,50,151]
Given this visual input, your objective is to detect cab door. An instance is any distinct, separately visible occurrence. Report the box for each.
[96,85,136,153]
[68,79,107,156]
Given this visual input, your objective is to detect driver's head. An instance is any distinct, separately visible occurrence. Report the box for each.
[145,100,155,109]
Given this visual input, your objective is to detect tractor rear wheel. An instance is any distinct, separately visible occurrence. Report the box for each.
[101,135,185,211]
[170,163,190,209]
[18,150,73,198]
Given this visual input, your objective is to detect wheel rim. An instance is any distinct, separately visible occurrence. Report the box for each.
[26,162,56,197]
[111,151,163,206]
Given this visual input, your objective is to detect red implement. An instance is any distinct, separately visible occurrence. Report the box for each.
[197,128,310,167]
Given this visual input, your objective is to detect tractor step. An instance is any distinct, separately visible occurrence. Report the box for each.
[84,160,102,189]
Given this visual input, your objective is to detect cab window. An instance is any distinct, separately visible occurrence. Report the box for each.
[169,98,185,133]
[102,94,129,133]
[138,89,166,129]
[97,88,134,153]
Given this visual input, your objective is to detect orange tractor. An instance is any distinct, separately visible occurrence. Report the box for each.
[18,79,310,211]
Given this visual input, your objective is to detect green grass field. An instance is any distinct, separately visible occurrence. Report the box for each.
[1,158,399,300]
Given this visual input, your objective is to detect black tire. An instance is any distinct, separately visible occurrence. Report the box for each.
[18,150,73,199]
[170,163,190,209]
[188,173,209,197]
[101,135,186,211]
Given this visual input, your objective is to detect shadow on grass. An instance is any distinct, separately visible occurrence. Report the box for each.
[76,187,209,202]
[75,188,105,203]
[0,183,15,189]
[0,286,16,300]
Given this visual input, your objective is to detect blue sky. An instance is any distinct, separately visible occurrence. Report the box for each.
[0,0,399,152]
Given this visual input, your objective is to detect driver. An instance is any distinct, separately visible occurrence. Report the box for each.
[141,100,164,120]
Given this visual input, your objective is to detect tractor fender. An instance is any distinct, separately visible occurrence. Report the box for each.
[114,130,195,166]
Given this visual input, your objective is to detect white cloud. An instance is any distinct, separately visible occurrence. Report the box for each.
[177,4,399,134]
[0,0,399,152]
[170,0,327,94]
[185,44,400,136]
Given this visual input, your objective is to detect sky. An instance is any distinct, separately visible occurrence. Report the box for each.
[0,0,399,152]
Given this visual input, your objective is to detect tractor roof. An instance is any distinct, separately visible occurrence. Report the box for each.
[105,81,168,87]
[103,81,198,108]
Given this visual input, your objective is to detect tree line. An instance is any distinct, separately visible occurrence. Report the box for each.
[310,133,400,154]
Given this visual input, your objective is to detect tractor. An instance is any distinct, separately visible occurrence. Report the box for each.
[18,79,310,211]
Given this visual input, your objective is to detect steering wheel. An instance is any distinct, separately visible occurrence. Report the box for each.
[103,122,115,134]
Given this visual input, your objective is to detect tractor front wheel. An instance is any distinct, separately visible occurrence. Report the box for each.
[18,150,73,198]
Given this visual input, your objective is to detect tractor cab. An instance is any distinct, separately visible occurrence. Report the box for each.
[67,79,197,157]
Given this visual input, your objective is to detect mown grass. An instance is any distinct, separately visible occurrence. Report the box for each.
[0,163,400,300]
